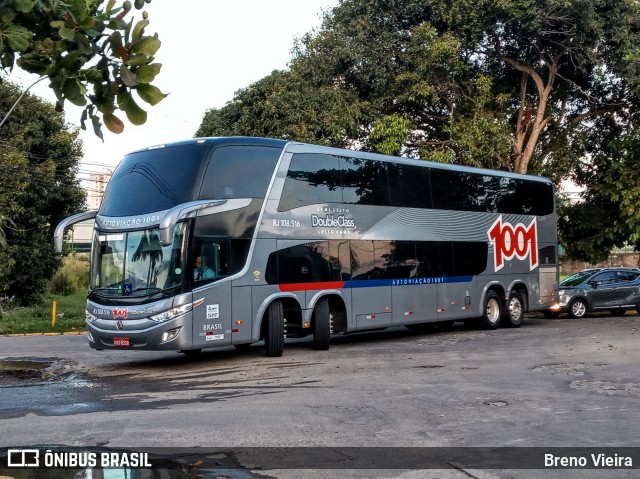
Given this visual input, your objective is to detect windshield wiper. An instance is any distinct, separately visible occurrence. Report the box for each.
[129,287,167,299]
[90,287,120,294]
[88,287,121,300]
[131,287,163,294]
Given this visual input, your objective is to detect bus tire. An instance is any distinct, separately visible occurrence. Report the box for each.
[503,292,524,327]
[482,291,502,330]
[265,301,284,357]
[312,297,331,350]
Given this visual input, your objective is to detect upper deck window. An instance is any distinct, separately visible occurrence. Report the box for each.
[279,152,553,216]
[430,169,554,216]
[279,154,341,211]
[198,146,281,200]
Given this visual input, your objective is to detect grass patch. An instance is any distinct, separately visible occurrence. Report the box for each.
[0,291,87,335]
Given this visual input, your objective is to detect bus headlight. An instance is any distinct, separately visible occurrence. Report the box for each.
[86,310,99,323]
[150,298,204,323]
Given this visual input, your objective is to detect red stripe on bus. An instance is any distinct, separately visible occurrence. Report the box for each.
[279,281,345,292]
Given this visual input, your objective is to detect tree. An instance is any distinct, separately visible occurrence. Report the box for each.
[0,213,14,248]
[0,81,85,305]
[196,69,366,148]
[196,0,640,261]
[559,126,640,263]
[287,0,640,174]
[197,0,640,175]
[0,0,166,139]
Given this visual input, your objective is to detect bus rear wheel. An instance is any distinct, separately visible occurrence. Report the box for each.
[265,301,284,357]
[312,297,331,350]
[482,291,502,330]
[503,292,524,327]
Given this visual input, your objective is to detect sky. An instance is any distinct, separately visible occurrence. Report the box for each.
[9,0,339,177]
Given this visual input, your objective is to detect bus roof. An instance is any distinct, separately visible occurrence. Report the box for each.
[128,136,551,185]
[127,136,289,154]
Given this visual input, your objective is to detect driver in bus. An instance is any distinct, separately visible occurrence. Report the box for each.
[194,256,214,281]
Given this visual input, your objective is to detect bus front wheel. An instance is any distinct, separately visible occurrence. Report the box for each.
[265,301,284,357]
[482,291,502,330]
[312,297,331,350]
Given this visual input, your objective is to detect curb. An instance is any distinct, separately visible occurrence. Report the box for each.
[0,331,87,337]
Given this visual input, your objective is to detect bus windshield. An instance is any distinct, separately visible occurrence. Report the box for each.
[90,223,187,298]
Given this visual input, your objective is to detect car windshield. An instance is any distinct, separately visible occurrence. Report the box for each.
[560,270,599,287]
[90,223,187,298]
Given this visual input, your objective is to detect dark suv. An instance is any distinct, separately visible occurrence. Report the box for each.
[547,267,640,318]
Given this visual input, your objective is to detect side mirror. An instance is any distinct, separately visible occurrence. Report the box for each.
[53,210,98,253]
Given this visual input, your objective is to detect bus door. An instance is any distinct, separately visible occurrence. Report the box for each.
[192,281,233,347]
[350,241,392,329]
[191,242,233,347]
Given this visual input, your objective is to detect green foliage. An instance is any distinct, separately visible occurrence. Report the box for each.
[0,0,166,138]
[49,254,89,295]
[0,291,87,334]
[0,213,15,248]
[369,114,414,156]
[0,81,85,305]
[196,69,366,147]
[200,0,640,175]
[194,0,640,261]
[559,127,640,262]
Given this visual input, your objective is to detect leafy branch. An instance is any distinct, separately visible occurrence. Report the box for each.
[0,0,167,138]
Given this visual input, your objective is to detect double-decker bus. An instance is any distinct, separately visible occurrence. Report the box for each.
[55,137,558,357]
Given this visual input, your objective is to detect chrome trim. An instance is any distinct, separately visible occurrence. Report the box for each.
[158,200,226,245]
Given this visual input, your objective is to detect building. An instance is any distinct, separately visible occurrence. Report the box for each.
[87,172,111,210]
[66,219,94,253]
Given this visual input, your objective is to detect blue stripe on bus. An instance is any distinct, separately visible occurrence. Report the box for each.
[344,276,473,288]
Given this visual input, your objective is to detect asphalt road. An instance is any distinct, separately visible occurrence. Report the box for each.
[1,313,639,478]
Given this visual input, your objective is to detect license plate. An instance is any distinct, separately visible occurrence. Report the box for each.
[113,337,130,347]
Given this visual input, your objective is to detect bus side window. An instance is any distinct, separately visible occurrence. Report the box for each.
[265,241,336,285]
[278,154,341,211]
[200,243,223,278]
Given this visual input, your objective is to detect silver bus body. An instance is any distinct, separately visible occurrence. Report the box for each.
[55,137,558,356]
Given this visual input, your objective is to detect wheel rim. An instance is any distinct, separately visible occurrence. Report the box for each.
[487,298,500,323]
[509,298,522,321]
[572,301,586,317]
